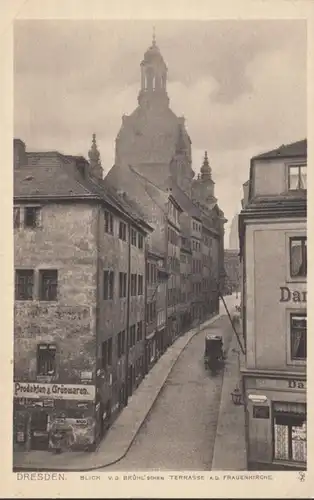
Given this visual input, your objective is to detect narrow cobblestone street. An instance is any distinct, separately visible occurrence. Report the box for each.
[101,314,233,471]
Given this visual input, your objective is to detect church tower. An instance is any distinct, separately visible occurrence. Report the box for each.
[111,33,194,189]
[88,133,103,180]
[192,151,217,206]
[138,30,169,109]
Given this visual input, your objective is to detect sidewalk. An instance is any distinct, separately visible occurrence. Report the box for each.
[13,313,221,472]
[211,329,247,470]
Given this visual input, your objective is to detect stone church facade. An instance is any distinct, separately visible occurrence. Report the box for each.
[106,35,226,358]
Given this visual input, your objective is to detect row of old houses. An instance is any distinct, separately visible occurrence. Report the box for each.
[13,135,225,453]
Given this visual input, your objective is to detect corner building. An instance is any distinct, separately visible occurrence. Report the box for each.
[239,140,307,470]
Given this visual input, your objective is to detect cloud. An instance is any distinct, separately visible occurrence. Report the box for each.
[14,19,307,246]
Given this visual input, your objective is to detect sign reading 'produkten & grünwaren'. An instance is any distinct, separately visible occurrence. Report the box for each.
[14,382,95,401]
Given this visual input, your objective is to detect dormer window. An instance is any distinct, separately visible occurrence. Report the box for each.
[288,165,307,191]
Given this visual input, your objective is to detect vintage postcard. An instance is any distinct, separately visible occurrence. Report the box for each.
[0,0,313,497]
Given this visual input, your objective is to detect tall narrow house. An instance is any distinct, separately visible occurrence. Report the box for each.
[239,139,307,471]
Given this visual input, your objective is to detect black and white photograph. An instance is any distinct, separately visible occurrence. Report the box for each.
[5,4,310,495]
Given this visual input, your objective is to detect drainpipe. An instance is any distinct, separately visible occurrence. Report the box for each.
[164,214,169,350]
[144,242,148,375]
[124,222,131,406]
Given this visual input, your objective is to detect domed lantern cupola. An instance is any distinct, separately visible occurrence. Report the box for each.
[138,28,169,107]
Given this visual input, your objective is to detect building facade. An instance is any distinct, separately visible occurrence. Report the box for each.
[224,249,241,295]
[239,139,307,470]
[13,138,152,452]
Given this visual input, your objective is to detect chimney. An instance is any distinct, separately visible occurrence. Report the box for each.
[14,139,27,169]
[242,180,250,207]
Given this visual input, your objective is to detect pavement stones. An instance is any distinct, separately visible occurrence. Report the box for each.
[13,313,222,472]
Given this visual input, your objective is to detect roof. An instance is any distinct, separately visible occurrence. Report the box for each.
[170,183,202,220]
[252,139,307,160]
[14,165,96,199]
[14,157,152,233]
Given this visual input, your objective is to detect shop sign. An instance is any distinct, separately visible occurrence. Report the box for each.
[255,378,306,391]
[80,371,93,382]
[253,405,270,419]
[280,286,306,303]
[43,400,54,407]
[14,382,95,401]
[16,431,25,443]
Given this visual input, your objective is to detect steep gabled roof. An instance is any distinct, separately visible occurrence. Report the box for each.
[14,165,97,199]
[170,183,202,220]
[252,139,307,160]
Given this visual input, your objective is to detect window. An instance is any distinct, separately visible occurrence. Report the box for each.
[14,207,20,229]
[288,165,307,191]
[290,314,306,360]
[103,270,114,300]
[146,301,156,323]
[117,330,126,358]
[15,269,34,300]
[104,211,114,234]
[129,325,136,347]
[101,338,112,369]
[146,262,150,283]
[131,274,137,296]
[273,402,306,463]
[137,321,143,342]
[39,270,58,301]
[138,233,144,249]
[37,344,56,376]
[290,237,307,278]
[119,221,127,241]
[138,275,143,295]
[24,206,40,228]
[131,228,137,246]
[119,272,127,298]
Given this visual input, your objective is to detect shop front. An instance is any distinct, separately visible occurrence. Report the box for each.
[13,381,96,452]
[243,374,306,470]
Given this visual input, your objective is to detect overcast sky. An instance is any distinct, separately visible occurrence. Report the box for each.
[14,20,307,246]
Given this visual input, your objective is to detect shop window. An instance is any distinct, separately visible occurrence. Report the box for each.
[131,274,137,296]
[273,402,306,463]
[37,343,57,376]
[288,165,307,191]
[14,206,20,229]
[131,228,137,246]
[119,221,127,241]
[289,237,307,278]
[15,269,34,300]
[104,211,114,234]
[101,338,112,369]
[138,275,143,295]
[39,270,58,301]
[119,272,127,298]
[290,314,307,360]
[24,206,41,228]
[138,233,144,249]
[103,270,114,300]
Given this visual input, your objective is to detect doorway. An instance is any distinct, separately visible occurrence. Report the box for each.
[30,411,49,450]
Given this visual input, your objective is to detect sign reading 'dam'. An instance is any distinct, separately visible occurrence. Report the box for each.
[280,286,307,303]
[14,382,95,401]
